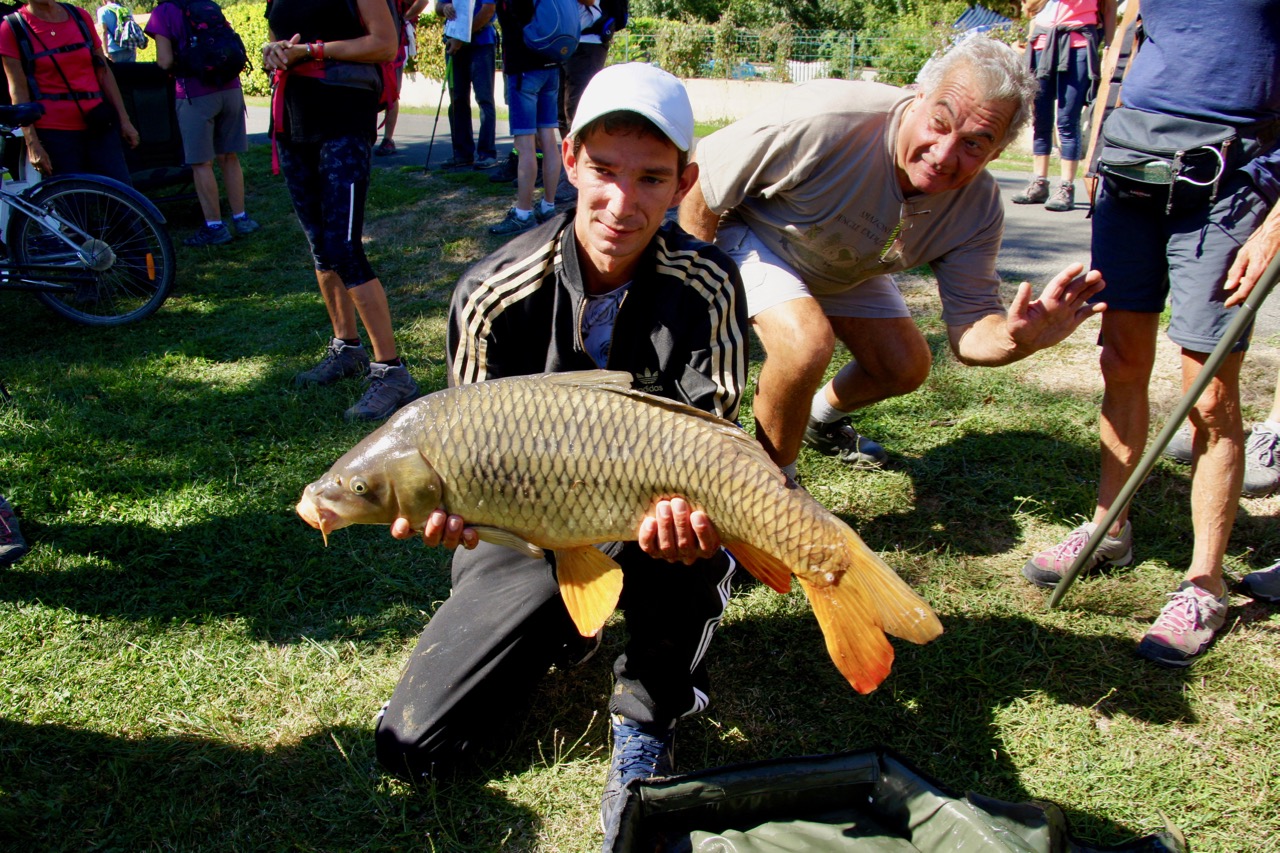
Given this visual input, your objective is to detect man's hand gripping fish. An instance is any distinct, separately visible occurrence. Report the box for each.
[297,370,943,693]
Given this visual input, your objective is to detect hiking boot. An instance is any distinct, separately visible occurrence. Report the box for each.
[1012,176,1049,204]
[1022,521,1133,588]
[344,362,420,422]
[1242,423,1280,498]
[0,495,28,566]
[439,157,474,172]
[184,223,232,247]
[1044,181,1075,212]
[1239,560,1280,604]
[473,156,498,170]
[1163,423,1193,465]
[294,338,370,387]
[600,715,675,848]
[488,208,539,236]
[488,150,518,183]
[1137,581,1228,667]
[232,215,260,236]
[803,417,888,467]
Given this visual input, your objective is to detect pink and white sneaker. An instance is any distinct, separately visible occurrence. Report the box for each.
[1137,582,1228,667]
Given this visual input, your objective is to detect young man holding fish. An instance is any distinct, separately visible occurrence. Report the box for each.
[373,63,750,846]
[678,34,1107,481]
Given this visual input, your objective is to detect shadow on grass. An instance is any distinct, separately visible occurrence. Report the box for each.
[665,600,1199,849]
[0,719,541,851]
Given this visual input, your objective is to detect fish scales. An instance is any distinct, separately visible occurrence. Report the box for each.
[297,370,943,693]
[406,377,839,583]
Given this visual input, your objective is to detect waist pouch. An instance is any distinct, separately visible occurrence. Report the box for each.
[1098,107,1238,214]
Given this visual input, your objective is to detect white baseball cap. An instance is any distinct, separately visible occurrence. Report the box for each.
[568,62,695,152]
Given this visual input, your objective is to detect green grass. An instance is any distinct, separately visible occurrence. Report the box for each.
[2,146,1279,851]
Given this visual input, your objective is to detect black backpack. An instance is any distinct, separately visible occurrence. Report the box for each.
[170,0,248,86]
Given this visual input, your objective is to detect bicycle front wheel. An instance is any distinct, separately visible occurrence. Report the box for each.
[10,177,177,326]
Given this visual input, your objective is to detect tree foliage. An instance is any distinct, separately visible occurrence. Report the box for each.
[632,0,1023,32]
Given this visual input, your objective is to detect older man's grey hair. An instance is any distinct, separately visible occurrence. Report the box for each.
[916,34,1037,146]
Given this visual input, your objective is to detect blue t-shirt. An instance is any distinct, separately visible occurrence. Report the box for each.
[1122,0,1280,202]
[471,0,496,46]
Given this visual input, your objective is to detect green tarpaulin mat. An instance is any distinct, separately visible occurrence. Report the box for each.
[610,749,1186,853]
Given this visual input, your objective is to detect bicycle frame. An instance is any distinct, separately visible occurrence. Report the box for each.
[0,171,169,295]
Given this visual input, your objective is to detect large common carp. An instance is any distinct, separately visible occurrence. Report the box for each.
[297,370,942,693]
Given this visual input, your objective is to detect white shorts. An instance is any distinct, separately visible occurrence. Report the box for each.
[715,222,911,321]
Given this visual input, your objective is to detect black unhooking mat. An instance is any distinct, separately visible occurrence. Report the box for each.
[609,749,1187,853]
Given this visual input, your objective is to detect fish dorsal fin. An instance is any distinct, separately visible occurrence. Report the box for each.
[541,370,783,478]
[555,546,624,637]
[724,540,793,594]
[474,526,545,560]
[539,369,636,393]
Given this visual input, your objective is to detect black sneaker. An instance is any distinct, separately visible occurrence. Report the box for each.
[344,362,420,422]
[438,158,475,172]
[803,417,888,467]
[184,223,232,247]
[294,338,370,387]
[600,715,674,848]
[488,150,518,183]
[0,494,28,566]
[488,208,540,236]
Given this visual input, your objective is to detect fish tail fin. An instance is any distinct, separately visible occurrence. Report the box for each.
[796,573,895,694]
[834,522,943,645]
[724,539,793,593]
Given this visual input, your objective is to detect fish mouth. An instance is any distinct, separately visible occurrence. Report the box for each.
[295,497,342,546]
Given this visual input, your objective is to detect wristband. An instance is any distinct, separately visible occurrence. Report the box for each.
[314,40,325,61]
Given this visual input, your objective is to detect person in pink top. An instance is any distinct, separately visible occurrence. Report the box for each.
[1011,0,1115,211]
[0,0,138,182]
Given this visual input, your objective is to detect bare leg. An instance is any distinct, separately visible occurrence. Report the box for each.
[537,126,560,204]
[217,152,245,217]
[1091,310,1159,537]
[315,271,398,363]
[827,316,933,412]
[190,161,221,222]
[750,298,835,468]
[1183,349,1245,597]
[514,133,536,211]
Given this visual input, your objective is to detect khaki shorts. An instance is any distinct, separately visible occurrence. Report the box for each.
[715,222,911,320]
[176,87,248,165]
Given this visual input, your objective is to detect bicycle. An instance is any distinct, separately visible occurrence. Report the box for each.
[0,102,176,326]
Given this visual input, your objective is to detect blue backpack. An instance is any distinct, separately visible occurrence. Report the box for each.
[522,0,579,62]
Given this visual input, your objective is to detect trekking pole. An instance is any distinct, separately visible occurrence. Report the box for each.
[1049,249,1280,609]
[424,52,450,172]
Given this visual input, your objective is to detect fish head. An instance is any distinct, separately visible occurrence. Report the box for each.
[296,427,444,543]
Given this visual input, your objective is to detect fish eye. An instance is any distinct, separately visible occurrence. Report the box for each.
[350,477,368,495]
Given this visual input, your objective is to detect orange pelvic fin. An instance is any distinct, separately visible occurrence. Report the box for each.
[796,573,895,694]
[724,539,793,593]
[555,546,624,638]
